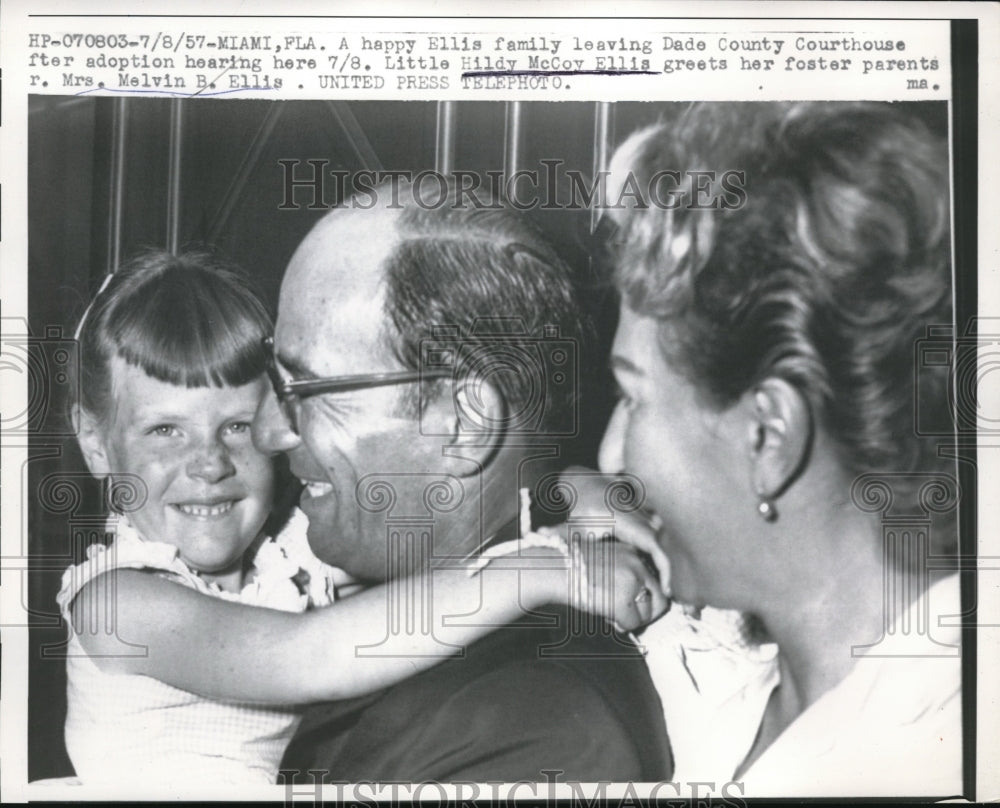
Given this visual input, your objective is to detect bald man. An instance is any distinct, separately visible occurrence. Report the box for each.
[253,184,671,783]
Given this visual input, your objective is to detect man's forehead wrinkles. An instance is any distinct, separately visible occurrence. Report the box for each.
[275,249,398,382]
[287,239,393,313]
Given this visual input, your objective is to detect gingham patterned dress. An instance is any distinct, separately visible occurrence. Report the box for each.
[57,508,335,785]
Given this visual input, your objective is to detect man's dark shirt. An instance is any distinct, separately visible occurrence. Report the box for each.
[281,605,672,783]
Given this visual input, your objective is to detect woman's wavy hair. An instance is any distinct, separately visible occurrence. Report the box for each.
[71,248,272,424]
[608,102,953,531]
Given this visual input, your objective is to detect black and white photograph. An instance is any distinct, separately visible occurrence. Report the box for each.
[1,3,996,803]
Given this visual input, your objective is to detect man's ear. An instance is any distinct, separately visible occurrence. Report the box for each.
[420,377,505,475]
[76,406,111,476]
[746,377,812,501]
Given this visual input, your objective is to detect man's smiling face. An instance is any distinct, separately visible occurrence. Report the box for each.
[253,208,449,581]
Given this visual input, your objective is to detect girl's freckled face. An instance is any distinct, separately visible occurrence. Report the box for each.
[95,357,273,575]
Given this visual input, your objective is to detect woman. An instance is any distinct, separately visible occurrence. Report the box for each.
[595,102,960,796]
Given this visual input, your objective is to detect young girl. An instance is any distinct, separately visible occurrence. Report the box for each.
[58,249,666,786]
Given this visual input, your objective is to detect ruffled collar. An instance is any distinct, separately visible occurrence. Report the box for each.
[106,510,334,611]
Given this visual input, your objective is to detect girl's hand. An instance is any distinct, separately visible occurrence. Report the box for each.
[552,466,671,595]
[571,538,670,631]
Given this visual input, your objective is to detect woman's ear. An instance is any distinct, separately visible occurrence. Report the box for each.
[420,377,505,476]
[76,406,111,476]
[746,377,812,500]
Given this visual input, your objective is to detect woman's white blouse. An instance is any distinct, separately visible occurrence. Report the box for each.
[642,575,962,797]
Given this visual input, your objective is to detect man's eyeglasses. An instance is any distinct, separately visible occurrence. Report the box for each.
[262,336,452,434]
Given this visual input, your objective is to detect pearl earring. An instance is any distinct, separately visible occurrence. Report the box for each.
[757,499,777,522]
